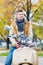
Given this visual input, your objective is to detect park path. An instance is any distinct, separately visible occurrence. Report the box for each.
[0,56,43,65]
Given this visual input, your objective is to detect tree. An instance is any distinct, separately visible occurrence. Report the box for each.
[32,0,43,39]
[3,0,39,25]
[32,2,43,22]
[1,0,43,47]
[32,24,43,39]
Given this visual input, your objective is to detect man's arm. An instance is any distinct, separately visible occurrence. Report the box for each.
[9,37,21,48]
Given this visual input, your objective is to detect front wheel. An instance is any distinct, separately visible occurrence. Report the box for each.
[19,63,32,65]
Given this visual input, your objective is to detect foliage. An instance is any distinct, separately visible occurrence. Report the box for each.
[0,52,8,56]
[32,25,43,39]
[32,1,43,22]
[3,0,40,25]
[32,0,43,39]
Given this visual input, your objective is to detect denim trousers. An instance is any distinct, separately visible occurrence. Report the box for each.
[5,46,17,65]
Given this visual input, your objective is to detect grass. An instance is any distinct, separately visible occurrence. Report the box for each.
[37,50,43,56]
[0,52,8,56]
[0,50,43,56]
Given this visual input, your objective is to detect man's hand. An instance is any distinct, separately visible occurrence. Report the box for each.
[15,43,22,48]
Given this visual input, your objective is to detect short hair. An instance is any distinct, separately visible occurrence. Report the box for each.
[17,10,23,13]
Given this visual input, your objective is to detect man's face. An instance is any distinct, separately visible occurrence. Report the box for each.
[17,12,24,20]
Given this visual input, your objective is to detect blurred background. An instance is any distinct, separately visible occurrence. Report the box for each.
[0,0,43,50]
[0,0,43,65]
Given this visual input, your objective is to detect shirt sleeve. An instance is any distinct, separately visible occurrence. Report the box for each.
[9,25,18,44]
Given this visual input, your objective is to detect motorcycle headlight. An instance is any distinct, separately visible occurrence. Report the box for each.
[21,40,26,44]
[24,40,26,43]
[21,40,24,43]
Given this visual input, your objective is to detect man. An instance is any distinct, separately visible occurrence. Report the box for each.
[5,10,33,65]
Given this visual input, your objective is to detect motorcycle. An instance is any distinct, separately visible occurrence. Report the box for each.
[8,34,38,65]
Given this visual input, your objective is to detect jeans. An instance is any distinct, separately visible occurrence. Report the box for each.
[5,46,17,65]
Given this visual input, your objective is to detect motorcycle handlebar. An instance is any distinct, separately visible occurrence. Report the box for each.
[7,35,33,47]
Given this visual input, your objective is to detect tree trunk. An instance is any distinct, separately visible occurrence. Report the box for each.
[6,38,10,49]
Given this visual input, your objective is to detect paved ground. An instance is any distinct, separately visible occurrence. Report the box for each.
[38,57,43,65]
[0,56,43,65]
[0,56,6,65]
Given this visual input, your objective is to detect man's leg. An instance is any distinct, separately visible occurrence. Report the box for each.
[5,46,16,65]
